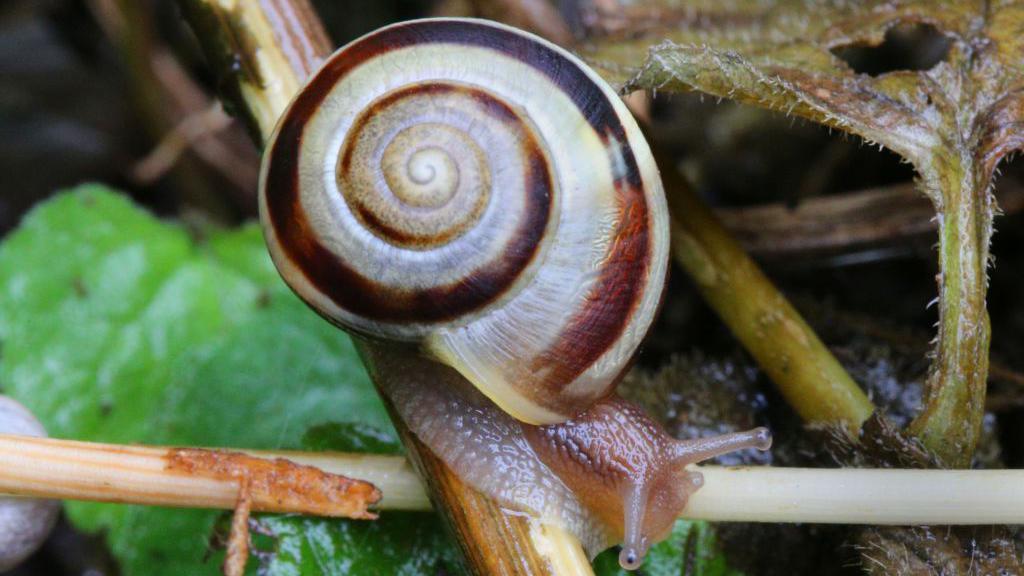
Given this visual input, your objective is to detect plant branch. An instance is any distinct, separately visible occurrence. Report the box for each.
[175,0,329,145]
[575,1,1024,469]
[4,434,1024,526]
[714,180,1024,259]
[688,466,1024,524]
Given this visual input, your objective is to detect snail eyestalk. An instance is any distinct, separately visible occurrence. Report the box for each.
[618,482,649,570]
[671,427,773,465]
[519,397,774,569]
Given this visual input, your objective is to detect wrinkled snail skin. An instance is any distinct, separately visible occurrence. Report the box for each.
[258,17,670,425]
[259,18,772,570]
[363,345,613,556]
[366,344,771,568]
[523,399,771,570]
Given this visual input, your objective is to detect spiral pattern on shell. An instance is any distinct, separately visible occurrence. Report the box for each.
[260,18,669,424]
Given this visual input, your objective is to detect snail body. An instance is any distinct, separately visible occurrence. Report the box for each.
[260,18,770,570]
[370,345,770,567]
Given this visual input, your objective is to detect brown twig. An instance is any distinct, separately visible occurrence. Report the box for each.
[715,180,1024,258]
[132,102,234,185]
[222,477,252,576]
[86,0,250,219]
[144,50,260,196]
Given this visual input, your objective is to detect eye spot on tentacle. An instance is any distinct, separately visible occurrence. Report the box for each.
[619,547,641,571]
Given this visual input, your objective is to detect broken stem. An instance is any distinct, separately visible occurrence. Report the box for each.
[222,476,253,576]
[3,434,1024,526]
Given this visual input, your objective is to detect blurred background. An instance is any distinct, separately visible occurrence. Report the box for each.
[2,1,1023,574]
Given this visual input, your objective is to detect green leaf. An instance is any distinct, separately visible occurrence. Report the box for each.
[593,520,742,576]
[252,420,458,575]
[301,421,403,455]
[0,184,401,575]
[254,513,459,576]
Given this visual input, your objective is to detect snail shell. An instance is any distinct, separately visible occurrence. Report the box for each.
[259,17,669,425]
[0,397,59,571]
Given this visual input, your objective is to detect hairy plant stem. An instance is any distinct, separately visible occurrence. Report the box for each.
[657,146,875,434]
[907,156,993,467]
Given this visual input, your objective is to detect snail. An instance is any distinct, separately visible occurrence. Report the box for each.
[258,17,770,569]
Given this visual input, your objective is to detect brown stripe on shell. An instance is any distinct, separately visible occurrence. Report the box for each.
[339,82,515,177]
[342,19,645,164]
[338,83,515,249]
[265,76,552,323]
[348,204,462,249]
[531,164,651,415]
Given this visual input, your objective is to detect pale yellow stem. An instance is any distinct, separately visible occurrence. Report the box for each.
[688,466,1024,525]
[4,435,1024,526]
